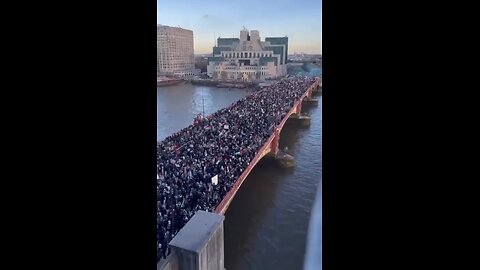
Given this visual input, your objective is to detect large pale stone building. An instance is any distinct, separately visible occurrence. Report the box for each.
[157,25,197,77]
[207,29,288,81]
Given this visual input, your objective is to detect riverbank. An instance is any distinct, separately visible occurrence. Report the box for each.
[190,79,258,89]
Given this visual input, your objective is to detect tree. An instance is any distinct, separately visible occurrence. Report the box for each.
[255,71,261,81]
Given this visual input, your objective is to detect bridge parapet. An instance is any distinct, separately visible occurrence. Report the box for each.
[166,211,225,270]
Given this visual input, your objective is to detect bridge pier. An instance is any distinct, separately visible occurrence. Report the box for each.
[312,84,322,96]
[267,127,296,168]
[288,113,311,126]
[274,150,295,168]
[266,150,296,168]
[303,97,319,107]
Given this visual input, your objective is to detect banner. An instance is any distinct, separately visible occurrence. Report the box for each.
[211,174,219,185]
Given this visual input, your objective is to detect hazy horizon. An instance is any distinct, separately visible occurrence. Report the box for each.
[157,0,322,54]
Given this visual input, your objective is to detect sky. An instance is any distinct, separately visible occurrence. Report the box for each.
[157,0,322,54]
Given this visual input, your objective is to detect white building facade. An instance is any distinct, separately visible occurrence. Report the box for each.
[157,25,197,77]
[207,29,288,81]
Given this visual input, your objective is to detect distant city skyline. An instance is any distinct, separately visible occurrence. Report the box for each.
[157,0,322,54]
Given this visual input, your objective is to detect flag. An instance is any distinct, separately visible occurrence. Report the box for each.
[211,175,219,185]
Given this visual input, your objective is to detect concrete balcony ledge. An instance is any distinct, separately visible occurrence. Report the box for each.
[166,211,225,270]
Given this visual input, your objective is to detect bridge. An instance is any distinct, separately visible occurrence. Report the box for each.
[159,76,322,270]
[214,77,321,214]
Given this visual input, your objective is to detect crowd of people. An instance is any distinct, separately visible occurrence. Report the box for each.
[157,75,317,261]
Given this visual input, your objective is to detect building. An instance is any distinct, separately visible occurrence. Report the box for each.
[207,29,288,81]
[194,55,209,73]
[157,25,198,77]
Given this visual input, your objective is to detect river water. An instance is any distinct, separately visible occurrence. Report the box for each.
[157,65,321,270]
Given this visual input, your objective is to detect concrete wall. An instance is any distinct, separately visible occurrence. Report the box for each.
[162,211,225,270]
[199,222,224,270]
[303,178,322,270]
[172,247,197,269]
[157,254,179,270]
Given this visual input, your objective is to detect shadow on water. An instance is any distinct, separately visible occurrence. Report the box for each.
[225,120,315,270]
[224,158,295,269]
